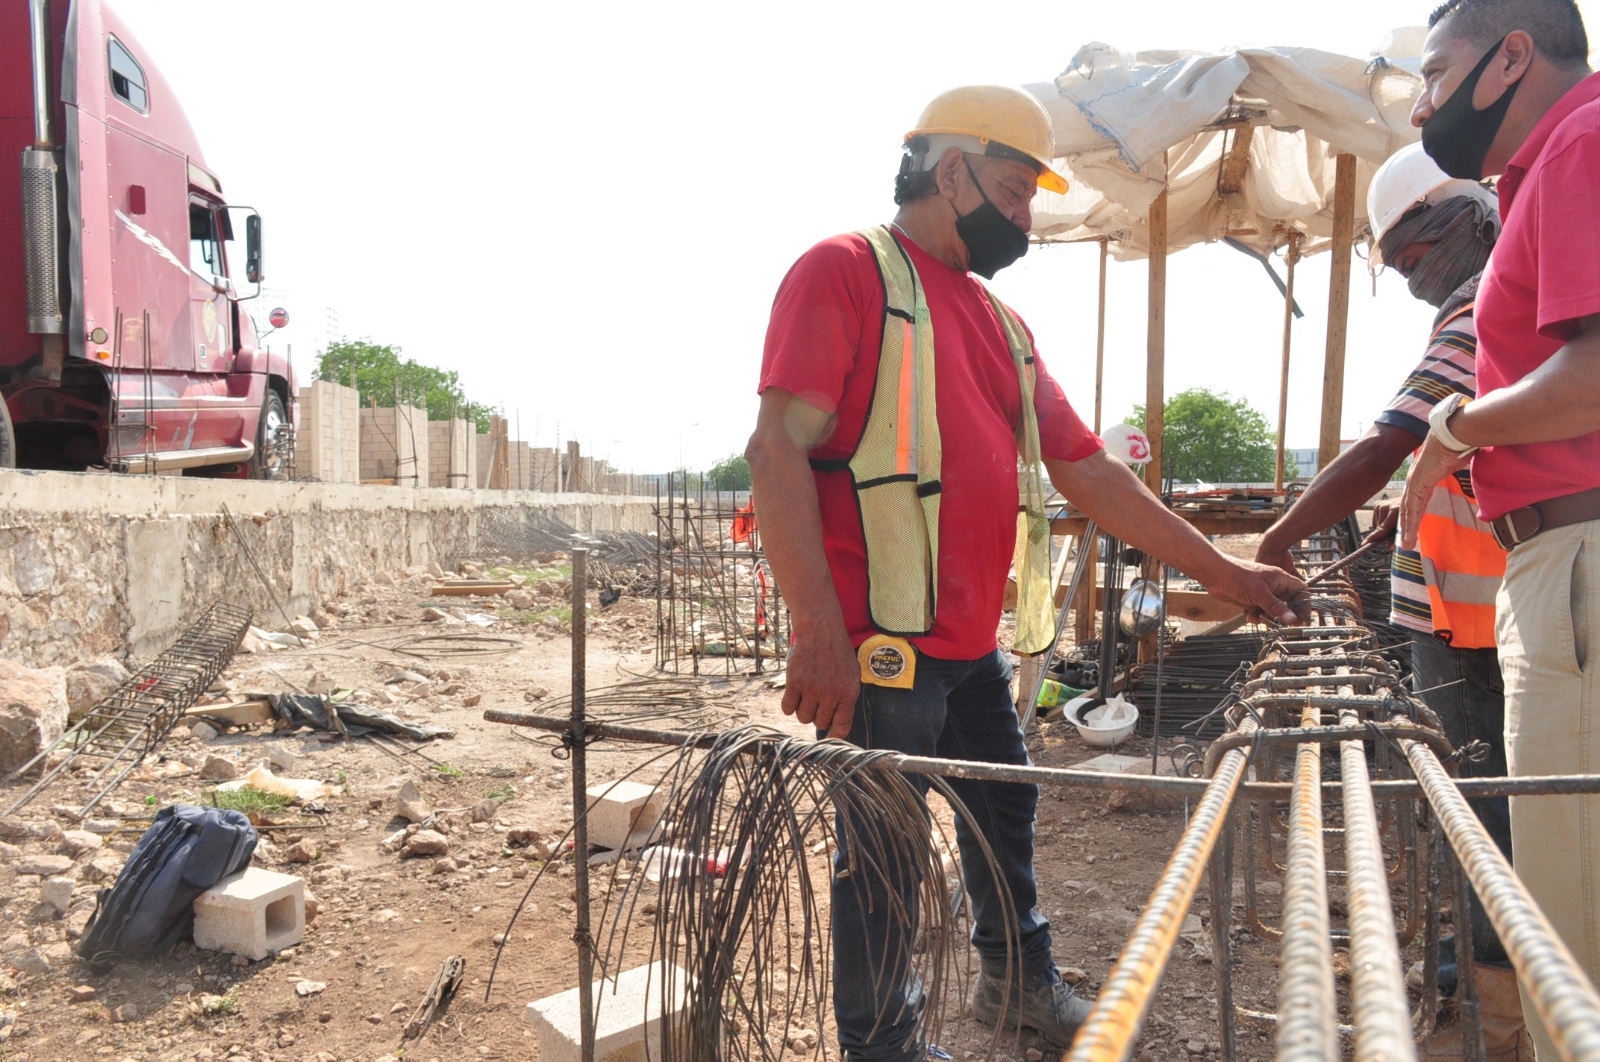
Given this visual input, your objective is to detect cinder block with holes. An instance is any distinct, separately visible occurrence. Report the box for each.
[584,780,663,852]
[526,962,690,1062]
[192,867,304,961]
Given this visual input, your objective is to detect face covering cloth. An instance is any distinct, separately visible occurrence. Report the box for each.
[953,158,1029,279]
[1422,36,1525,180]
[1379,196,1500,307]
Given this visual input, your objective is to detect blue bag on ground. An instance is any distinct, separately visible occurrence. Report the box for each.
[76,804,257,965]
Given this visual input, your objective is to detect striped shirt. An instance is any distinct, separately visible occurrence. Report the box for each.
[1373,311,1480,635]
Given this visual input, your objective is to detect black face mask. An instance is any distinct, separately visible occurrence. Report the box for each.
[953,159,1029,279]
[1422,36,1526,180]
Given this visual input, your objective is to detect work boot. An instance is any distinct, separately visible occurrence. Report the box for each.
[969,966,1094,1048]
[1419,963,1532,1062]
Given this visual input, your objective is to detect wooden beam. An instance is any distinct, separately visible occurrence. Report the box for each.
[1217,125,1255,194]
[1094,237,1109,435]
[1145,184,1168,493]
[1275,233,1301,491]
[1318,153,1357,471]
[1052,510,1278,539]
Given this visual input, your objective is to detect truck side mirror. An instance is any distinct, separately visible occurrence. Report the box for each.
[246,214,264,283]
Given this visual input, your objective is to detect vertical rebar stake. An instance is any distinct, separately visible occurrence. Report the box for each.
[569,547,594,1062]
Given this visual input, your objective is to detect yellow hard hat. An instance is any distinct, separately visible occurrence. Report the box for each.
[906,85,1069,195]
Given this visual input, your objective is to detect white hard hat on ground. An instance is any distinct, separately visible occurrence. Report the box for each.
[1368,143,1497,266]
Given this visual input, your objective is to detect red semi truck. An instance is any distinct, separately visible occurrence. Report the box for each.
[1,0,295,476]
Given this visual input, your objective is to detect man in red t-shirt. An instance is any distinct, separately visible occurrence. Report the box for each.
[747,85,1306,1061]
[1399,2,1599,1056]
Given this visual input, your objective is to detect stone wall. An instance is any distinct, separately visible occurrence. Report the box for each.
[0,469,654,670]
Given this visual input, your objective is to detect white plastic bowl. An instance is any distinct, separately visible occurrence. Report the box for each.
[1063,696,1139,748]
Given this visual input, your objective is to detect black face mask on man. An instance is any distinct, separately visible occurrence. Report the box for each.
[1422,36,1526,180]
[952,158,1029,279]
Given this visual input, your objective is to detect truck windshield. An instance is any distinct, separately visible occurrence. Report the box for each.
[189,203,226,279]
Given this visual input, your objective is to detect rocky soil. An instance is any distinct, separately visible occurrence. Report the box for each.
[0,546,1430,1062]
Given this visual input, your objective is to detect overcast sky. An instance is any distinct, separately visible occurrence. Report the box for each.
[113,0,1598,474]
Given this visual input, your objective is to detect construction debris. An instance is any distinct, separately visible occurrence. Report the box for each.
[5,602,252,818]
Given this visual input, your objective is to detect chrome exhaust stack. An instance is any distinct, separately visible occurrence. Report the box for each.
[22,0,63,337]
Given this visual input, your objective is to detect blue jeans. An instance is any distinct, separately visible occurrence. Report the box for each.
[1411,636,1512,965]
[829,649,1054,1061]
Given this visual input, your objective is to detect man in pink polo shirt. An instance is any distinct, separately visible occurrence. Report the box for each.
[1400,0,1599,1054]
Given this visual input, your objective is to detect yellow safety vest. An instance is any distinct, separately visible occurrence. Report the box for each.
[810,226,1055,652]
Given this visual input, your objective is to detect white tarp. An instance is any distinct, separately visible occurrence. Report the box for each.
[1026,30,1429,260]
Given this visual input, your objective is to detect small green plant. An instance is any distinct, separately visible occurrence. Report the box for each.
[497,603,572,628]
[199,989,239,1016]
[333,771,349,786]
[208,787,293,817]
[484,783,516,802]
[432,763,464,780]
[144,794,158,806]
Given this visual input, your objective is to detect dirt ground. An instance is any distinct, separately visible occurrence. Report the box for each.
[0,549,1427,1062]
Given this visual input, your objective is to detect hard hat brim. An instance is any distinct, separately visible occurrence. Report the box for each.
[906,126,1069,195]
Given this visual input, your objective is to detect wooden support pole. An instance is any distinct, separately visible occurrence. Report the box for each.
[1318,153,1357,472]
[1275,233,1302,492]
[1094,237,1109,435]
[1145,186,1168,494]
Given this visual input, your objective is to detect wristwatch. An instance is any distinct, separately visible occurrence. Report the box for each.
[1428,392,1477,456]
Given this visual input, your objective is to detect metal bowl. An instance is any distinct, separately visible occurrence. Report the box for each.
[1118,578,1165,638]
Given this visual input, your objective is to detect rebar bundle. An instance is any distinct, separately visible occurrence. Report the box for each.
[6,601,252,817]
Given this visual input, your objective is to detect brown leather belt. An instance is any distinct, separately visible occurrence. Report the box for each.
[1490,487,1600,550]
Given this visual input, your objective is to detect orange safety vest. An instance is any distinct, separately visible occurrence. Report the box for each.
[1414,303,1506,649]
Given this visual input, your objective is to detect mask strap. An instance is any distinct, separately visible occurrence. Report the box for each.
[1465,34,1515,111]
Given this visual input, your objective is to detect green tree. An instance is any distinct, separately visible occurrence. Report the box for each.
[314,339,489,430]
[1129,388,1276,483]
[706,453,751,492]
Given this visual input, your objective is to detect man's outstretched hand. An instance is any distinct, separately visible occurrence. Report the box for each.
[1207,558,1311,626]
[781,624,860,741]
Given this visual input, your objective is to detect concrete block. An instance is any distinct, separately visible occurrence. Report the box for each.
[584,780,663,852]
[526,962,690,1062]
[192,867,305,960]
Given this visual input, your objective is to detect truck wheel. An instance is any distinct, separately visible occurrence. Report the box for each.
[250,390,288,480]
[0,396,15,469]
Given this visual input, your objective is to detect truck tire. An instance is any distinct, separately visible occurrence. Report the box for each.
[250,390,288,480]
[0,396,15,469]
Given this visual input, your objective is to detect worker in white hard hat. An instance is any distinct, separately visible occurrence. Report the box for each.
[1257,141,1525,1060]
[746,84,1308,1061]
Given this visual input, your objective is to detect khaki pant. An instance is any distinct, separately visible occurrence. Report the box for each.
[1497,519,1600,1059]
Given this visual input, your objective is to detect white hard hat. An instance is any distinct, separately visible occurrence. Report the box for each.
[1368,143,1497,266]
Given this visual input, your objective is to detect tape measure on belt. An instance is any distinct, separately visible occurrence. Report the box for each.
[857,634,916,689]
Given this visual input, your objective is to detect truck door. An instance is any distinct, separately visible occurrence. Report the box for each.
[188,198,232,374]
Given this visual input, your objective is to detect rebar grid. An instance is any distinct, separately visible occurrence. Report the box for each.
[6,601,252,817]
[653,475,785,677]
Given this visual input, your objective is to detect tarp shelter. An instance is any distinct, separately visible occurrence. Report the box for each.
[1022,32,1428,486]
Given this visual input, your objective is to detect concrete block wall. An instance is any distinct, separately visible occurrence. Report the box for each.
[426,419,477,489]
[0,469,655,670]
[508,442,531,491]
[359,404,430,487]
[293,381,360,484]
[528,448,561,492]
